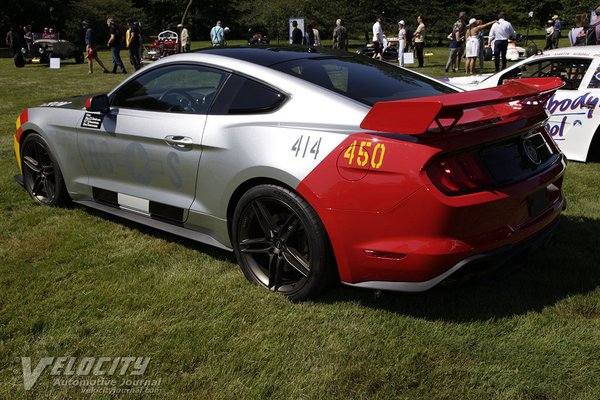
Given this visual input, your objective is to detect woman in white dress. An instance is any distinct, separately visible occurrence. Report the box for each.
[465,18,496,75]
[398,20,406,67]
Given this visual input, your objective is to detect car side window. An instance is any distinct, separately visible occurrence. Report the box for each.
[210,74,286,115]
[111,64,229,114]
[499,58,591,90]
[587,65,600,89]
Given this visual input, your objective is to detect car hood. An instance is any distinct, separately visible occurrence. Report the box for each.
[439,74,494,90]
[38,94,92,110]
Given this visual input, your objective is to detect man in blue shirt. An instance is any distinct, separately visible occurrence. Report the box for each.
[210,21,224,46]
[552,14,561,49]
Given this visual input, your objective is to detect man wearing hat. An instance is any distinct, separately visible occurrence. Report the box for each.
[82,20,109,74]
[397,20,406,66]
[552,14,561,48]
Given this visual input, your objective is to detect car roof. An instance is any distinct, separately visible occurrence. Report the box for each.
[534,45,600,58]
[195,46,349,67]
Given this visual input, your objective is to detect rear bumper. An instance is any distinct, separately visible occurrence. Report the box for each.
[343,214,561,292]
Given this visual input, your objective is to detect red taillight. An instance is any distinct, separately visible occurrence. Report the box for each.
[427,150,495,195]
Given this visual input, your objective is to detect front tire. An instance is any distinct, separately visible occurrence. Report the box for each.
[14,53,25,67]
[232,185,333,301]
[20,133,70,206]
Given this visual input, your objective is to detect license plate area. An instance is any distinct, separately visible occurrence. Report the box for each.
[528,187,549,218]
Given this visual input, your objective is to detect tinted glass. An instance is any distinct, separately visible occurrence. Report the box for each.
[112,64,228,113]
[211,74,285,115]
[270,56,455,105]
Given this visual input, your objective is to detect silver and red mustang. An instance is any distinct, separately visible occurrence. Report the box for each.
[14,47,566,300]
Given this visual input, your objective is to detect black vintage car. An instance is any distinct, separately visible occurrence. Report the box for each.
[356,42,399,61]
[15,38,84,67]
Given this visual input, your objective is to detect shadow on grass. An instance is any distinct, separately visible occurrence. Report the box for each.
[76,204,600,321]
[321,214,600,322]
[80,204,237,264]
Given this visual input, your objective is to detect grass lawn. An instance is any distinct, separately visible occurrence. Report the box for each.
[0,44,599,399]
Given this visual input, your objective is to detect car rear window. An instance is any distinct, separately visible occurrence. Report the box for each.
[269,56,456,105]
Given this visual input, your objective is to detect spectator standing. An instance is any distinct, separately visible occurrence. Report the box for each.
[594,7,600,44]
[126,18,141,71]
[6,27,18,55]
[137,22,144,63]
[398,20,407,67]
[544,20,554,50]
[445,21,462,73]
[552,14,561,48]
[568,14,588,46]
[332,19,347,50]
[477,27,485,69]
[82,20,109,74]
[488,12,516,72]
[309,24,320,46]
[107,18,127,74]
[24,25,33,51]
[210,21,225,46]
[291,20,303,44]
[455,11,467,71]
[465,18,495,75]
[179,23,190,52]
[372,16,383,60]
[414,15,425,67]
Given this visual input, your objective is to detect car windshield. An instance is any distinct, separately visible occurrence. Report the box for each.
[270,56,456,105]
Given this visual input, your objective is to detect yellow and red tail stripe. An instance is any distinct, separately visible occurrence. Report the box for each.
[14,109,28,173]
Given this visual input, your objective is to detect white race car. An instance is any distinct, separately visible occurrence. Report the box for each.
[444,46,600,162]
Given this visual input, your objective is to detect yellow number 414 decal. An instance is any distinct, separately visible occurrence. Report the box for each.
[343,140,386,169]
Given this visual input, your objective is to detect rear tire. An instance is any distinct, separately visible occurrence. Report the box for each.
[20,133,70,206]
[74,52,84,64]
[232,184,334,301]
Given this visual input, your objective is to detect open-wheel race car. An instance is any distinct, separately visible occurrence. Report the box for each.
[145,30,179,61]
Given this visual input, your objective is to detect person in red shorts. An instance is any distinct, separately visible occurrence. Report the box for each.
[82,20,109,74]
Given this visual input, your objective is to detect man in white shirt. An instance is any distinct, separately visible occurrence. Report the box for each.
[372,16,383,60]
[488,11,516,72]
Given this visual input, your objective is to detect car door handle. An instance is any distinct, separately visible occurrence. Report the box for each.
[164,135,193,150]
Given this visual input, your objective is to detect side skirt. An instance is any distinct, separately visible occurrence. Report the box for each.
[74,199,233,252]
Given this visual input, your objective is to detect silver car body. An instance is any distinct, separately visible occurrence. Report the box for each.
[21,51,370,250]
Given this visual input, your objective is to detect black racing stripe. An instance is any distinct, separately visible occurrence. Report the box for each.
[149,201,184,223]
[92,187,118,206]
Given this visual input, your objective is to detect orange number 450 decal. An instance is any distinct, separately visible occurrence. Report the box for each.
[343,140,386,169]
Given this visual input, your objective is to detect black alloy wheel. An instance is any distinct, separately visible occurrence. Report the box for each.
[20,133,69,206]
[232,185,333,301]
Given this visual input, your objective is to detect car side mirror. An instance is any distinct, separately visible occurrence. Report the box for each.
[85,94,110,113]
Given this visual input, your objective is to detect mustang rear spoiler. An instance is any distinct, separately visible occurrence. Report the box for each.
[360,77,564,135]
